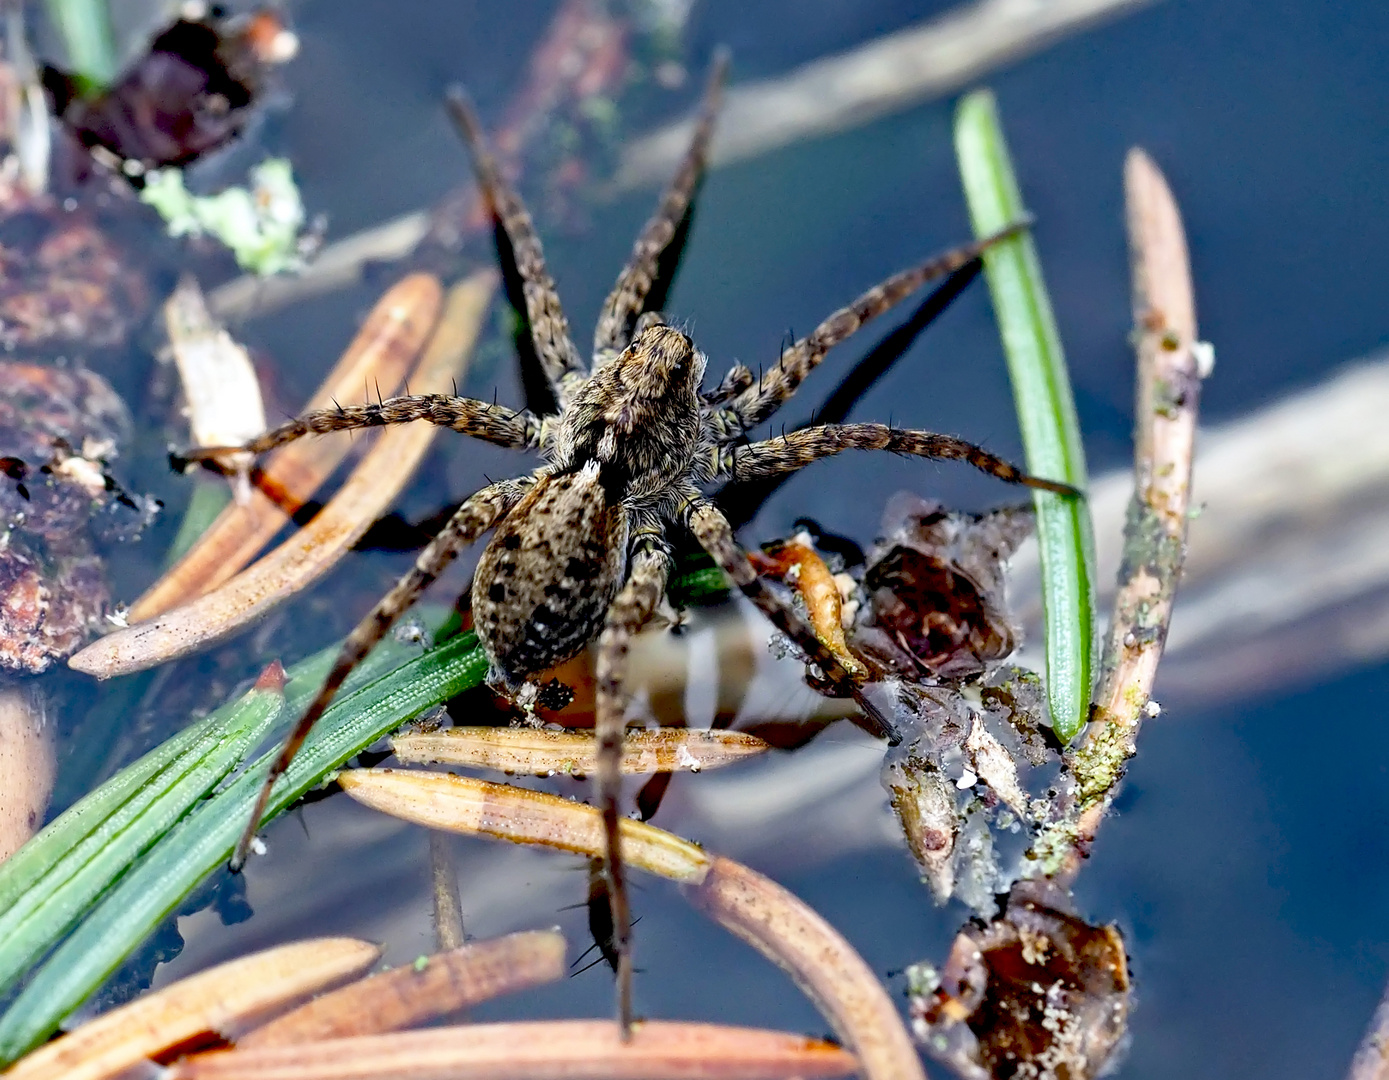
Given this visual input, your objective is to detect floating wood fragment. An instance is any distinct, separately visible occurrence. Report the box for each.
[391,727,770,776]
[71,272,495,678]
[164,275,267,506]
[3,938,379,1080]
[337,769,709,883]
[131,272,443,622]
[238,931,566,1048]
[685,855,926,1080]
[170,1020,858,1079]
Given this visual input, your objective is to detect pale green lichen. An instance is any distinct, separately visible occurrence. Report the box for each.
[140,159,307,276]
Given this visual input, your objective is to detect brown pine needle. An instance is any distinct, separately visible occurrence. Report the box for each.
[340,768,923,1079]
[4,939,380,1080]
[686,855,927,1080]
[133,272,444,621]
[237,931,566,1048]
[71,272,496,679]
[170,1020,859,1079]
[390,727,770,776]
[338,769,710,883]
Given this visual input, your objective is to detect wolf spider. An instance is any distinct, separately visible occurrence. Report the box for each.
[185,54,1074,1032]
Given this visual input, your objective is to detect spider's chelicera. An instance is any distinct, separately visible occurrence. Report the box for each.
[185,54,1074,1033]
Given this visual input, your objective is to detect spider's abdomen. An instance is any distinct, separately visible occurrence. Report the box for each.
[472,462,628,689]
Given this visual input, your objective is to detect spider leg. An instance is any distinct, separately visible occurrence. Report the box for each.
[592,51,729,361]
[176,394,543,469]
[709,220,1031,437]
[446,90,587,408]
[230,479,526,871]
[676,488,897,733]
[707,422,1079,495]
[594,543,672,1035]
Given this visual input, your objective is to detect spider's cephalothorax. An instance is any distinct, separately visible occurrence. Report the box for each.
[186,52,1077,1034]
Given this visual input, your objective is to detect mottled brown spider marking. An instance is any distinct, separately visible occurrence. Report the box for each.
[230,480,523,870]
[473,463,628,690]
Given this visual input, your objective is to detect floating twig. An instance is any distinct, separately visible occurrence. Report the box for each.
[133,272,443,621]
[237,931,566,1048]
[70,272,495,678]
[686,855,927,1080]
[1029,148,1204,881]
[2,938,379,1080]
[170,1020,859,1079]
[338,769,710,883]
[391,727,770,776]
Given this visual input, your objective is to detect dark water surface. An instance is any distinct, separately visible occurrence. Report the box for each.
[54,1,1389,1077]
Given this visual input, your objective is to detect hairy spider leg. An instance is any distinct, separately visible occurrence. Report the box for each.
[446,90,588,409]
[593,544,672,1033]
[177,394,543,470]
[708,422,1080,496]
[709,219,1034,436]
[593,50,729,361]
[230,480,527,870]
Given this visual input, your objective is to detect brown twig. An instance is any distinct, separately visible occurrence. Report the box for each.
[70,271,495,679]
[1028,148,1204,883]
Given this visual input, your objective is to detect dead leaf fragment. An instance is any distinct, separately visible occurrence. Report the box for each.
[238,931,566,1047]
[338,768,709,883]
[909,880,1129,1080]
[3,938,380,1080]
[391,727,769,775]
[172,1020,858,1079]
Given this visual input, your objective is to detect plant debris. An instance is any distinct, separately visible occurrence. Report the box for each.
[0,364,155,672]
[853,492,1034,680]
[906,880,1130,1080]
[142,159,308,275]
[45,9,297,175]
